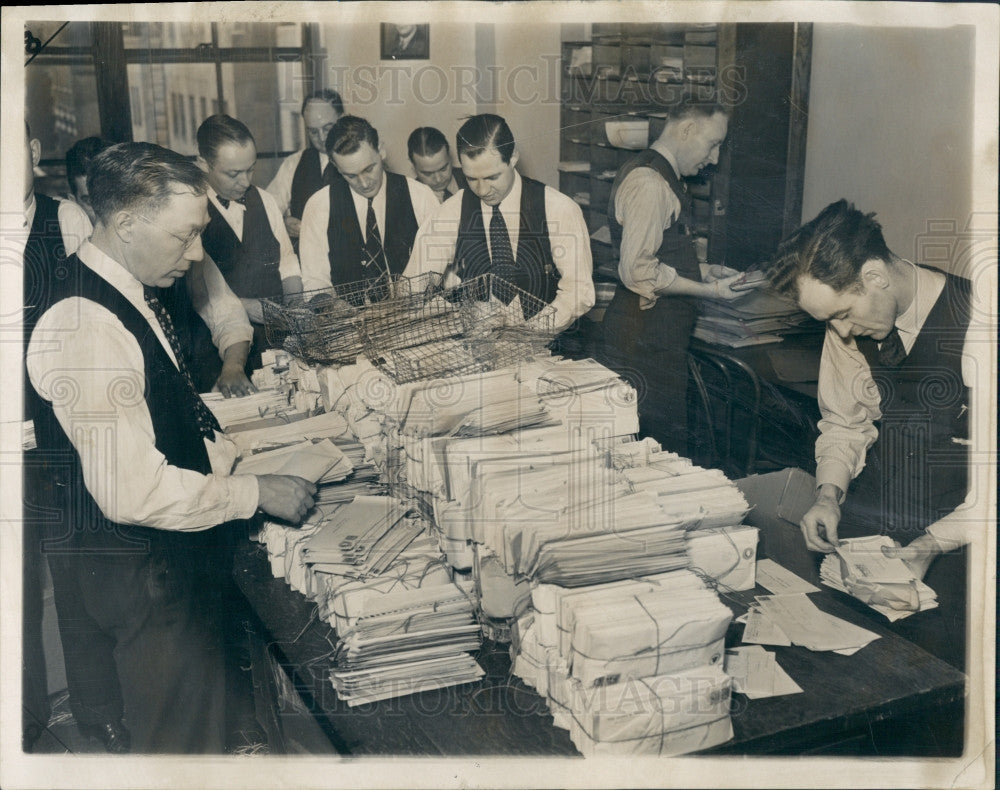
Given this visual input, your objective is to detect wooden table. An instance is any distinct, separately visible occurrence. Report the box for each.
[234,540,965,757]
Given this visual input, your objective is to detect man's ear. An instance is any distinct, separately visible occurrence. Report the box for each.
[508,149,520,170]
[29,138,42,169]
[111,210,136,244]
[377,142,387,161]
[860,258,890,289]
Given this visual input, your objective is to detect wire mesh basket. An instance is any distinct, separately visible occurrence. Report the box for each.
[361,274,556,384]
[261,273,444,366]
[262,272,555,381]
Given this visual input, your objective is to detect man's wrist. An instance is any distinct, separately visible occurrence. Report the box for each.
[815,483,843,505]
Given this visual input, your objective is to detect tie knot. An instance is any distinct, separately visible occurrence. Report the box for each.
[218,195,246,209]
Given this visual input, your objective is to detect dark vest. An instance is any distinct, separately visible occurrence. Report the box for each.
[325,172,418,298]
[201,187,282,301]
[290,148,341,221]
[444,169,469,201]
[850,268,972,538]
[454,175,558,316]
[30,257,214,554]
[23,194,72,423]
[608,148,701,282]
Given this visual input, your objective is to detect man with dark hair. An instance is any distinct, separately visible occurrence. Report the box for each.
[403,113,595,332]
[196,114,301,370]
[266,88,345,244]
[407,126,467,202]
[61,136,111,241]
[299,115,438,295]
[763,199,977,669]
[600,96,745,454]
[26,141,317,752]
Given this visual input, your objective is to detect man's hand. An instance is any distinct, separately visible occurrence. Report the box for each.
[284,215,302,239]
[256,475,317,524]
[704,273,746,301]
[700,263,739,283]
[241,297,265,325]
[881,532,944,582]
[800,485,843,552]
[214,364,256,398]
[213,341,256,398]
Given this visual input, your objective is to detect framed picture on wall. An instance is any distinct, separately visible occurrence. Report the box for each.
[381,23,430,60]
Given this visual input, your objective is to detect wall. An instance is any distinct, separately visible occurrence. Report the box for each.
[319,22,479,175]
[487,23,564,187]
[802,25,976,272]
[317,21,563,187]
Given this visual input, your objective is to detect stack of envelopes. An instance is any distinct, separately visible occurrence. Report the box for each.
[329,578,483,705]
[819,535,938,621]
[515,570,736,755]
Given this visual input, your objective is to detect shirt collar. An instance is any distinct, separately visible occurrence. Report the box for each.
[24,192,37,228]
[486,170,522,216]
[76,239,148,309]
[895,261,945,339]
[650,141,681,179]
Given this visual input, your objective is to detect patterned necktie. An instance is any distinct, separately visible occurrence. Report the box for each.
[489,208,515,270]
[143,287,221,439]
[364,198,388,276]
[878,326,907,367]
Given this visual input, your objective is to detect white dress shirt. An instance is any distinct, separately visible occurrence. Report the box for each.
[265,149,330,217]
[813,263,983,549]
[26,240,260,530]
[57,203,253,360]
[403,172,595,332]
[207,187,301,283]
[613,141,686,310]
[299,174,439,293]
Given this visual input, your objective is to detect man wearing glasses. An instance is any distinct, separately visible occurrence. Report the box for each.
[26,142,317,753]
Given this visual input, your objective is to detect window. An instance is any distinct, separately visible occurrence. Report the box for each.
[25,21,315,188]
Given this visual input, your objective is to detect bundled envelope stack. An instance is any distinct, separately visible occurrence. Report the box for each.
[514,569,736,755]
[820,535,938,621]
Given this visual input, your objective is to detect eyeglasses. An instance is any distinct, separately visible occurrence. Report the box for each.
[135,214,203,250]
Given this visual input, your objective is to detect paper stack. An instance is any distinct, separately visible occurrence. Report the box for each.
[820,535,938,621]
[516,570,736,755]
[693,289,821,348]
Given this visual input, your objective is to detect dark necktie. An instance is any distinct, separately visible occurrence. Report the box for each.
[217,195,246,210]
[489,208,515,270]
[443,188,453,201]
[143,287,221,439]
[364,198,388,275]
[878,326,907,367]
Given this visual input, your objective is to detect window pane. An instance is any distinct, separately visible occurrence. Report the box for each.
[127,63,217,155]
[122,22,212,50]
[216,22,301,48]
[222,58,305,186]
[25,62,101,193]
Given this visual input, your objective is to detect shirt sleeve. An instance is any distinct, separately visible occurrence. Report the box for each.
[259,188,301,283]
[401,194,463,284]
[544,187,595,332]
[814,327,882,497]
[407,178,444,228]
[26,298,259,530]
[265,151,300,217]
[298,189,333,292]
[58,200,93,257]
[613,167,683,308]
[188,254,254,357]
